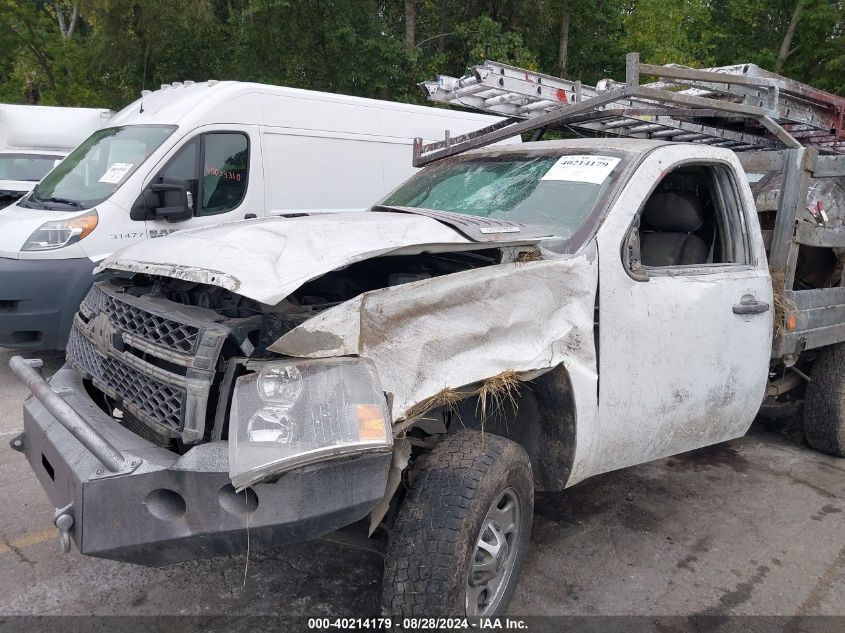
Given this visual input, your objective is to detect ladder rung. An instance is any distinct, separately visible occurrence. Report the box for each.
[415,53,845,166]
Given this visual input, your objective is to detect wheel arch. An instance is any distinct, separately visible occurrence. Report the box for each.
[447,364,578,492]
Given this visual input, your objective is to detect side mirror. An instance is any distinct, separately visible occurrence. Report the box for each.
[129,177,194,223]
[624,221,649,281]
[130,187,157,221]
[150,178,194,223]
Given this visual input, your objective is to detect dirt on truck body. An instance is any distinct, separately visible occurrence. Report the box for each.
[10,53,845,621]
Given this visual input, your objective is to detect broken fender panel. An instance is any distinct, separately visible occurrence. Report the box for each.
[96,212,541,305]
[270,244,598,424]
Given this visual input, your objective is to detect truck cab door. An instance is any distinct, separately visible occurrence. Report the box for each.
[139,126,263,238]
[591,146,772,476]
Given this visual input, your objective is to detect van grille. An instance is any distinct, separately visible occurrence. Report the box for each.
[68,282,229,443]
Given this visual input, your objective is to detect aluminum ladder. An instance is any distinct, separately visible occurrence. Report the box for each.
[414,53,845,166]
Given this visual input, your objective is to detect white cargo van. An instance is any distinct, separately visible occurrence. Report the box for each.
[0,81,511,349]
[0,104,112,208]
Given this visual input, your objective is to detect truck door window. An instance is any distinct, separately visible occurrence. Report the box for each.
[635,164,749,270]
[201,133,249,216]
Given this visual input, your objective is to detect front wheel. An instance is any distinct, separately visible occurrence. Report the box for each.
[382,430,534,618]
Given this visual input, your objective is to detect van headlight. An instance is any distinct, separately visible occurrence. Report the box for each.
[229,357,392,489]
[22,209,98,251]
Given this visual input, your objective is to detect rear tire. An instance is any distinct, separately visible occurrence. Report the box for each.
[382,430,534,618]
[802,344,845,457]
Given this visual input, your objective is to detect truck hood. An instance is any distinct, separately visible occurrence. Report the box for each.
[97,211,544,305]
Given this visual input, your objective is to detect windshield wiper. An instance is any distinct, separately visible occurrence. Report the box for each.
[39,196,82,209]
[371,204,552,242]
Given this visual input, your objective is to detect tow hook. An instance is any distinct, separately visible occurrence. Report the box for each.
[9,432,24,453]
[54,505,74,554]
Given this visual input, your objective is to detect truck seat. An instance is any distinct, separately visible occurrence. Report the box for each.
[640,191,709,266]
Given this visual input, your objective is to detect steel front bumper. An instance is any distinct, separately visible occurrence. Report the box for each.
[11,361,391,566]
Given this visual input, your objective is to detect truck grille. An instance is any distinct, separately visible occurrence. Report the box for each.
[83,285,201,354]
[67,282,230,443]
[67,327,185,431]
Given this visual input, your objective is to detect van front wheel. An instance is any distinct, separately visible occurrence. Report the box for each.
[803,343,845,457]
[381,431,534,618]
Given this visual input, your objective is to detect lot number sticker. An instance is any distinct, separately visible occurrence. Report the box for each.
[541,155,620,184]
[98,162,134,184]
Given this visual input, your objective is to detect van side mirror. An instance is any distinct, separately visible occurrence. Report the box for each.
[624,219,649,281]
[129,177,194,223]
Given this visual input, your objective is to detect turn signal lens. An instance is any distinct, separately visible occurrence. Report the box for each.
[67,210,98,240]
[356,404,387,441]
[787,314,797,331]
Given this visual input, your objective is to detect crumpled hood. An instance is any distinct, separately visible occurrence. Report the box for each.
[97,211,542,305]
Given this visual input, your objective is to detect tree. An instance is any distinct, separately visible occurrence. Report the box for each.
[0,0,841,109]
[404,0,415,52]
[54,0,79,38]
[557,0,571,77]
[621,0,714,66]
[776,0,807,73]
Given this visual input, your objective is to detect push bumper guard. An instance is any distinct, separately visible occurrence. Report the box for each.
[9,358,391,566]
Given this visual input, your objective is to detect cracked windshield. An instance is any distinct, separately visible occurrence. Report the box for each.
[382,151,625,245]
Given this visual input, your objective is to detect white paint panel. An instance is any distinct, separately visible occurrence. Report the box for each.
[260,93,381,134]
[591,145,772,477]
[374,106,503,143]
[378,141,419,198]
[0,104,110,152]
[263,132,386,212]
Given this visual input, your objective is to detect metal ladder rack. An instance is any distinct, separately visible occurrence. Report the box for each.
[414,53,845,167]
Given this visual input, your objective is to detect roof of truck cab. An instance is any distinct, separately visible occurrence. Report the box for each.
[108,80,504,128]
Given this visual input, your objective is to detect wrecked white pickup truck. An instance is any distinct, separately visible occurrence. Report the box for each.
[9,55,845,618]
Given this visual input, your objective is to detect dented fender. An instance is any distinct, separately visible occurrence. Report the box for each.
[270,242,601,490]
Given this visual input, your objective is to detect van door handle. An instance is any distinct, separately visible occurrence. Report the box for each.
[244,213,257,219]
[733,298,770,315]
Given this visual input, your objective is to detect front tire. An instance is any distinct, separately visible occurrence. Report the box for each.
[382,431,534,618]
[803,343,845,457]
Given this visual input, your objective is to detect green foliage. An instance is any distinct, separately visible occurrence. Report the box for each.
[0,0,842,111]
[622,0,714,66]
[457,15,537,68]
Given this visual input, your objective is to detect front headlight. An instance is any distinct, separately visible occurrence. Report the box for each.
[22,209,98,251]
[229,357,392,489]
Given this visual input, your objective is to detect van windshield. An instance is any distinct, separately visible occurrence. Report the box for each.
[23,125,177,210]
[380,150,627,248]
[0,154,62,183]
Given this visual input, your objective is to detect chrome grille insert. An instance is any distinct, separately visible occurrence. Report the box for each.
[68,328,185,431]
[69,282,229,443]
[83,285,200,354]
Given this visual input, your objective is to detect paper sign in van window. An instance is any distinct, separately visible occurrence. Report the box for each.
[98,162,134,184]
[541,155,620,185]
